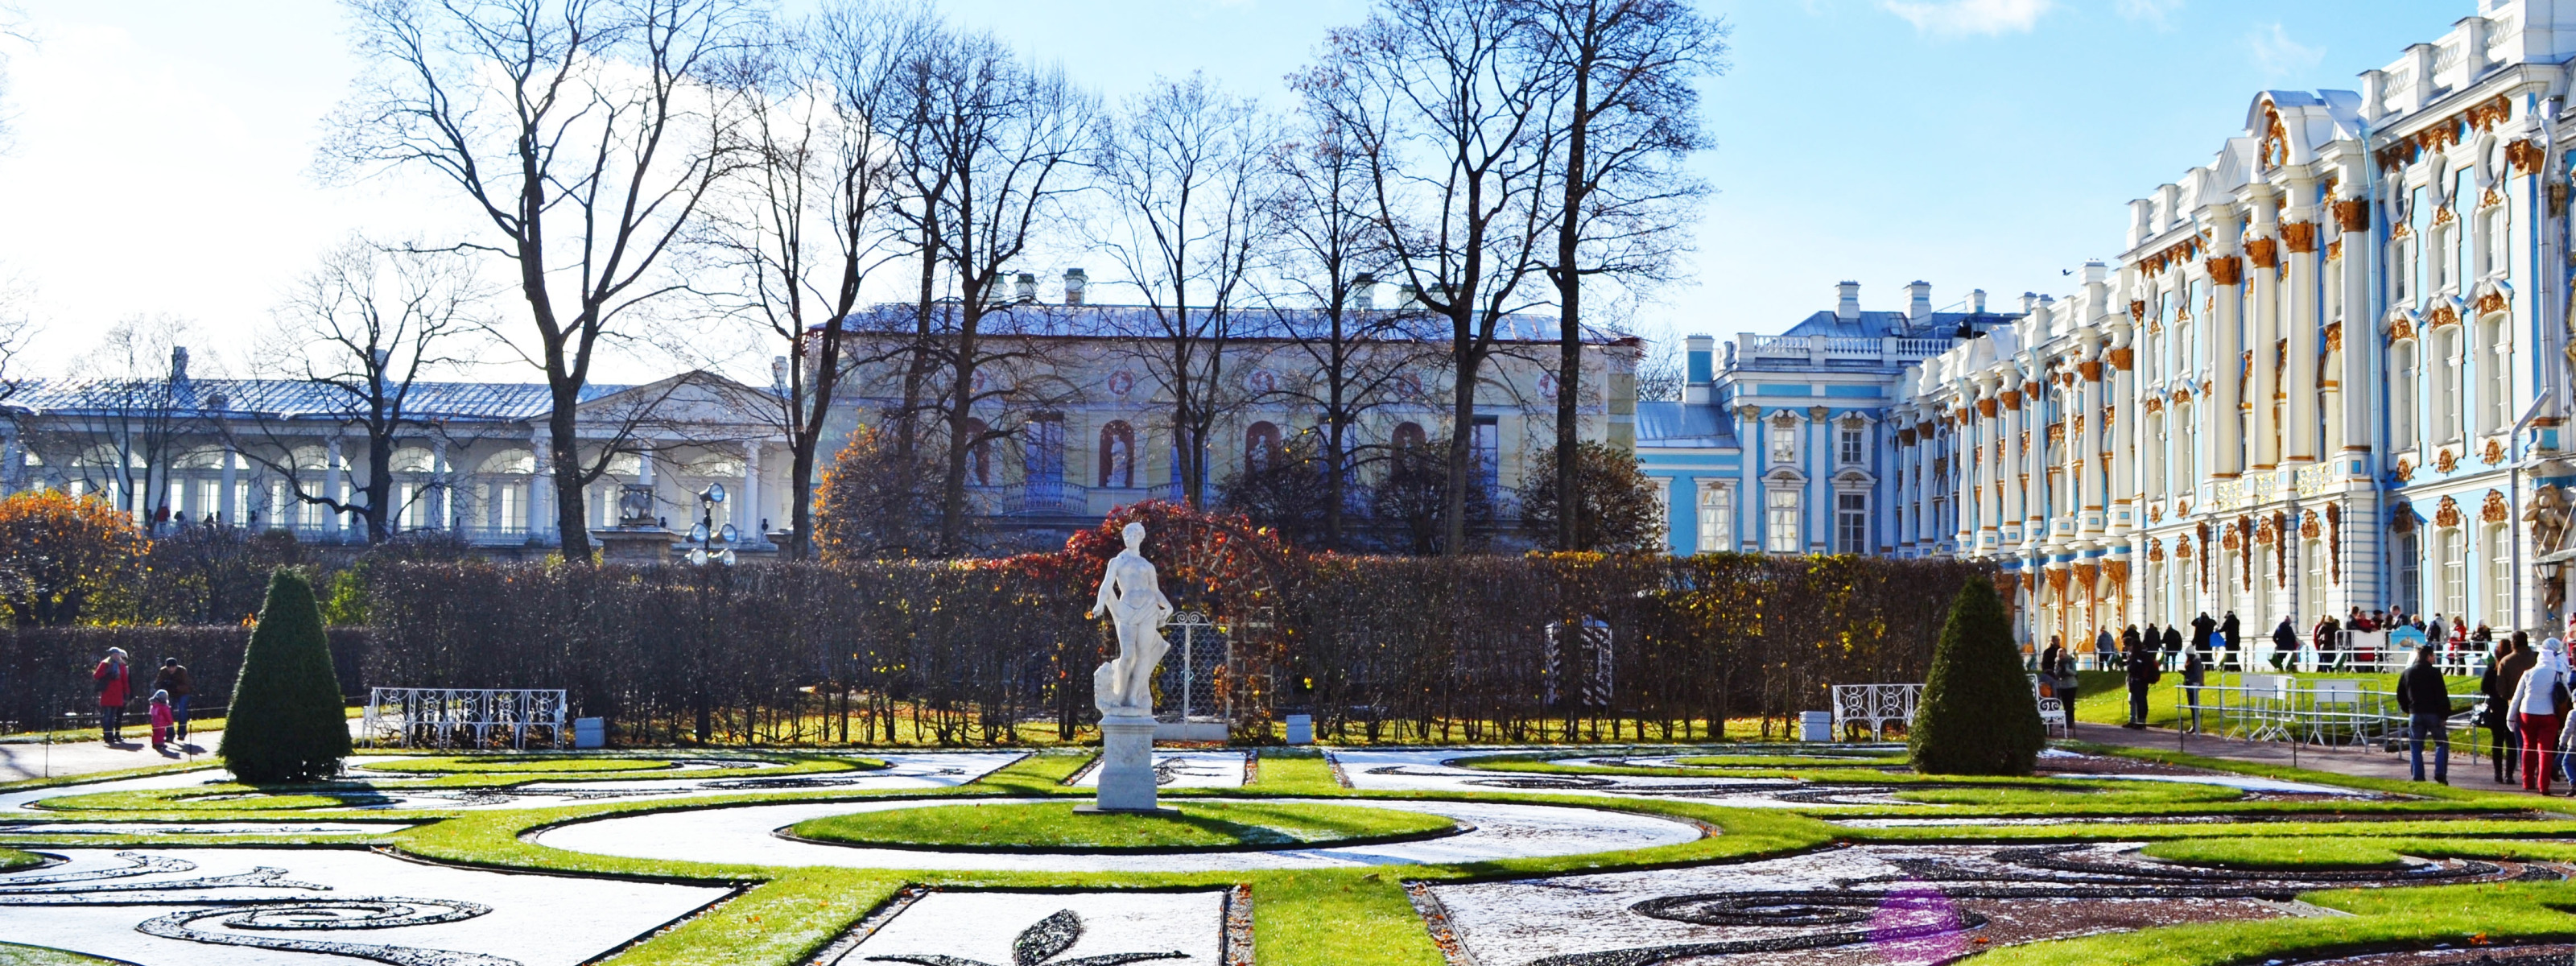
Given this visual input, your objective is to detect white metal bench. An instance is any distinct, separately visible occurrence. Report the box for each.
[1831,683,1922,742]
[2029,675,2068,740]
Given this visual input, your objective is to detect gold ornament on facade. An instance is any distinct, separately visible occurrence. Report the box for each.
[2387,316,2416,341]
[1977,397,1998,418]
[2393,457,2414,482]
[2390,221,2413,240]
[2107,347,2134,371]
[2389,502,2416,534]
[2476,291,2508,316]
[2326,503,2342,584]
[2143,396,2164,415]
[2149,505,2164,523]
[2326,239,2343,261]
[2480,188,2505,210]
[2000,390,2021,409]
[2207,255,2245,286]
[2483,438,2506,465]
[2435,496,2463,529]
[2255,515,2277,546]
[2281,221,2318,254]
[2465,94,2513,132]
[2274,513,2291,586]
[2482,489,2510,524]
[2434,448,2458,473]
[2300,510,2321,539]
[2324,322,2343,352]
[2246,237,2281,270]
[2148,537,2165,561]
[2259,105,2289,169]
[2434,205,2458,227]
[2331,199,2371,233]
[2507,138,2546,175]
[2129,299,2147,322]
[2222,526,2242,551]
[2078,360,2105,382]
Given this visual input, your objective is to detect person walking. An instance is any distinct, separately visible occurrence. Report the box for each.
[2221,610,2243,660]
[2161,623,2184,671]
[2273,617,2300,673]
[147,689,175,752]
[92,647,130,745]
[2124,631,2161,729]
[2041,635,2079,733]
[2190,611,2216,656]
[2095,625,2118,672]
[2180,647,2207,733]
[2397,644,2451,784]
[2487,633,2536,784]
[151,658,194,742]
[2508,638,2572,794]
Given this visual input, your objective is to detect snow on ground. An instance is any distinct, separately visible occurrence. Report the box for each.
[822,890,1229,966]
[529,795,1701,873]
[0,847,730,966]
[1069,749,1247,788]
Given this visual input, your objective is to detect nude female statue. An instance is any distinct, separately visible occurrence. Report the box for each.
[1088,522,1174,716]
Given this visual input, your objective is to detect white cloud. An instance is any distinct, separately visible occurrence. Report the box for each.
[2248,23,2323,77]
[2116,0,2182,25]
[1881,0,2054,36]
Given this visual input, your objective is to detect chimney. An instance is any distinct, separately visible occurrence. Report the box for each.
[1397,283,1419,310]
[1835,281,1860,322]
[1014,272,1037,303]
[1063,268,1086,306]
[371,348,390,369]
[1970,288,1988,314]
[1685,334,1715,405]
[1352,272,1375,312]
[169,346,189,382]
[772,356,791,391]
[1906,281,1932,328]
[2020,292,2039,316]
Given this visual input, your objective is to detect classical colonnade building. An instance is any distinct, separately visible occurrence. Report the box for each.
[1648,0,2576,646]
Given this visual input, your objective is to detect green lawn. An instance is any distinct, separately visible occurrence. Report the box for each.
[2070,669,2483,729]
[787,799,1458,852]
[0,943,123,966]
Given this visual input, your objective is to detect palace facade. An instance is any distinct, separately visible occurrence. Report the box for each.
[1648,0,2576,645]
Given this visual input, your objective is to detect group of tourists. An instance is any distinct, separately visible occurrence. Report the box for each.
[2479,633,2576,795]
[89,648,192,751]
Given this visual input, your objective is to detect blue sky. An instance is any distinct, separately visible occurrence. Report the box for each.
[0,0,2488,378]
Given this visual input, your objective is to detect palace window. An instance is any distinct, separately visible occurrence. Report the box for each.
[2431,328,2461,442]
[2439,527,2467,617]
[1838,426,1864,466]
[2394,530,2421,614]
[2175,402,2196,483]
[1769,419,1798,465]
[2481,316,2510,436]
[2391,340,2418,448]
[1765,488,1801,553]
[2392,237,2413,303]
[2487,522,2512,627]
[2481,208,2507,277]
[1696,485,1732,554]
[2301,539,2325,624]
[1835,493,1867,554]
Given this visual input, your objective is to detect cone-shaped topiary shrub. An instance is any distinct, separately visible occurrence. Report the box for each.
[219,569,351,783]
[1909,577,2046,775]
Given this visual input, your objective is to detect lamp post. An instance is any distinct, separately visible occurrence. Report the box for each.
[686,482,737,566]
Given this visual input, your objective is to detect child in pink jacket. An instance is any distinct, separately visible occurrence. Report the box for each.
[147,690,175,750]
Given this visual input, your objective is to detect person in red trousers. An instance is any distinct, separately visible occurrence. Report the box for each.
[2509,638,2571,794]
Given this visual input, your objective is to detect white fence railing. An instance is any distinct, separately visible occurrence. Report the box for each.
[2170,674,2467,748]
[360,687,568,750]
[1831,683,1922,741]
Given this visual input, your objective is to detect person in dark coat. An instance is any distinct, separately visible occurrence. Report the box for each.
[2124,631,2161,729]
[2220,610,2243,661]
[2397,644,2453,783]
[2095,626,2118,671]
[2272,617,2299,672]
[151,658,194,742]
[2487,632,2536,784]
[2162,623,2184,658]
[2180,648,2208,733]
[2158,622,2182,670]
[92,646,130,745]
[2191,612,2216,652]
[2040,636,2078,732]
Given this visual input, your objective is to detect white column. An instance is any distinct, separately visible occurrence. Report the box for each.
[530,427,554,543]
[325,436,346,540]
[431,437,451,530]
[2207,205,2248,478]
[2248,190,2283,471]
[219,444,238,525]
[2,429,19,496]
[740,440,766,543]
[2282,177,2322,465]
[2335,192,2376,464]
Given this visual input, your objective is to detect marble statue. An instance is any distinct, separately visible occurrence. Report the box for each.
[1088,522,1174,716]
[1082,522,1176,812]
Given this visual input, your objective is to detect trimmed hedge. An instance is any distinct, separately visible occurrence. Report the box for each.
[0,625,369,735]
[218,571,352,782]
[1910,578,2046,775]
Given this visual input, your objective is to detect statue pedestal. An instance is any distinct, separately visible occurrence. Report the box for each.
[1078,713,1171,814]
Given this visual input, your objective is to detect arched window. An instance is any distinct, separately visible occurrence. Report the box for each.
[2430,327,2460,442]
[2487,522,2511,627]
[389,447,437,474]
[964,418,992,485]
[1392,422,1426,450]
[2480,316,2510,435]
[1098,420,1134,489]
[2391,339,2418,448]
[1245,421,1282,473]
[2439,526,2467,616]
[2301,539,2325,624]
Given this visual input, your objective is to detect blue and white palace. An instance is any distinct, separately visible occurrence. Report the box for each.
[1643,0,2576,647]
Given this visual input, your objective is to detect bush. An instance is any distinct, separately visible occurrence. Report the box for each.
[218,570,352,782]
[1909,577,2045,775]
[1517,440,1664,552]
[0,491,147,626]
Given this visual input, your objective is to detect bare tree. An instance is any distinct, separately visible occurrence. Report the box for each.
[1257,97,1440,551]
[47,316,205,523]
[884,29,1095,552]
[233,240,486,543]
[1526,0,1723,549]
[691,2,926,559]
[1310,0,1564,554]
[331,0,762,560]
[1090,72,1273,506]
